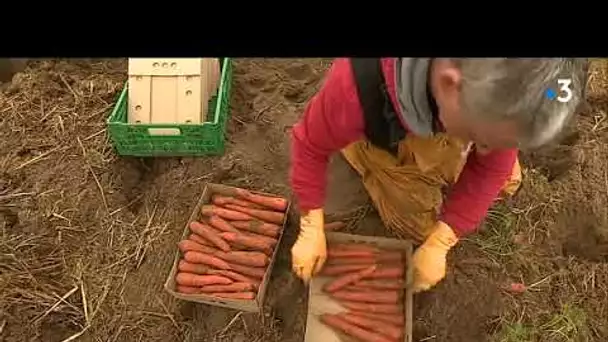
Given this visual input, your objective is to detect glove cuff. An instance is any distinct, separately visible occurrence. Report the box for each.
[433,221,459,248]
[300,208,324,233]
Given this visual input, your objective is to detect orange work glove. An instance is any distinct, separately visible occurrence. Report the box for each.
[411,221,459,293]
[291,208,326,284]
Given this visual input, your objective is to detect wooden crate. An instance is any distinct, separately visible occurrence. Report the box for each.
[163,183,290,313]
[304,232,414,342]
[127,58,220,125]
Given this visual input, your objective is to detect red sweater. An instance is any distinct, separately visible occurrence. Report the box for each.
[289,58,518,237]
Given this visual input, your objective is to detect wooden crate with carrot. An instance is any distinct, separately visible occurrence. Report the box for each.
[164,183,290,312]
[304,232,414,342]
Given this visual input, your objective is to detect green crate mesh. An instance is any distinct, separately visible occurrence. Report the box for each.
[107,58,233,157]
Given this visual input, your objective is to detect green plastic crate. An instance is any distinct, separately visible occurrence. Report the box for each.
[107,58,233,157]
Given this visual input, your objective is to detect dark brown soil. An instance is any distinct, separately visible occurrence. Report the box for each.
[1,58,607,342]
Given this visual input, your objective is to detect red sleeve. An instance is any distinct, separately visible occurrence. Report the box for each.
[439,148,518,236]
[289,58,365,211]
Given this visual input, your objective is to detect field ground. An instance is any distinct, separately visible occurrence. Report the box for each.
[1,58,608,342]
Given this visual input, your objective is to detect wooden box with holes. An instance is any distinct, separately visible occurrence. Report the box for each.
[106,58,232,157]
[127,58,221,124]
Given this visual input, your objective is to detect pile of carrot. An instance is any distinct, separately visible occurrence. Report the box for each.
[317,242,407,342]
[173,188,288,300]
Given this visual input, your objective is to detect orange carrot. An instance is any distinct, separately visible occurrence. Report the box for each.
[320,314,394,342]
[343,285,370,292]
[176,285,202,294]
[189,221,230,252]
[190,233,251,251]
[319,265,369,276]
[211,291,256,300]
[212,195,264,209]
[354,279,405,290]
[201,205,252,221]
[200,282,255,293]
[369,267,404,279]
[212,270,261,289]
[179,240,269,267]
[234,188,288,212]
[178,261,260,289]
[183,251,231,270]
[331,290,399,304]
[175,272,233,287]
[338,301,402,314]
[178,260,210,274]
[337,313,404,340]
[189,233,212,246]
[324,221,346,231]
[349,311,404,326]
[226,262,266,279]
[223,204,285,225]
[230,220,281,238]
[219,232,275,252]
[207,215,239,233]
[324,265,377,293]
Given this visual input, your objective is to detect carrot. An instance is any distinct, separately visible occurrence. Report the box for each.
[189,233,252,251]
[178,260,210,274]
[222,251,269,267]
[337,313,404,340]
[349,311,404,327]
[219,232,275,252]
[331,290,400,304]
[189,221,230,252]
[188,233,213,246]
[226,262,266,279]
[179,240,269,267]
[211,291,256,300]
[234,188,288,212]
[338,301,402,314]
[319,265,369,276]
[183,251,231,270]
[324,266,377,293]
[200,282,255,293]
[324,221,346,231]
[175,272,232,287]
[212,270,261,289]
[230,220,281,238]
[320,314,394,342]
[369,267,404,279]
[201,205,252,221]
[354,279,405,290]
[223,204,285,225]
[212,195,264,209]
[240,231,278,247]
[207,215,239,233]
[178,260,260,289]
[176,285,201,294]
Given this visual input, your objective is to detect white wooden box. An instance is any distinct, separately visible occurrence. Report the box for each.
[127,58,220,124]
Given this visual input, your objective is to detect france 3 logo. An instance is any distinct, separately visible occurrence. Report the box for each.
[545,79,573,103]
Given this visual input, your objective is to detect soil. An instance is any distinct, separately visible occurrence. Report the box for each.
[1,58,607,342]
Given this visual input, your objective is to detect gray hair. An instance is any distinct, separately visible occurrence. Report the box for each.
[450,58,588,148]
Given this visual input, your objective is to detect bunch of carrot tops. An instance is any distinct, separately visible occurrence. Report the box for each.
[318,243,407,342]
[174,188,287,300]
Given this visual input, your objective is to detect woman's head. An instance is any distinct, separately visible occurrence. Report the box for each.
[429,58,588,151]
